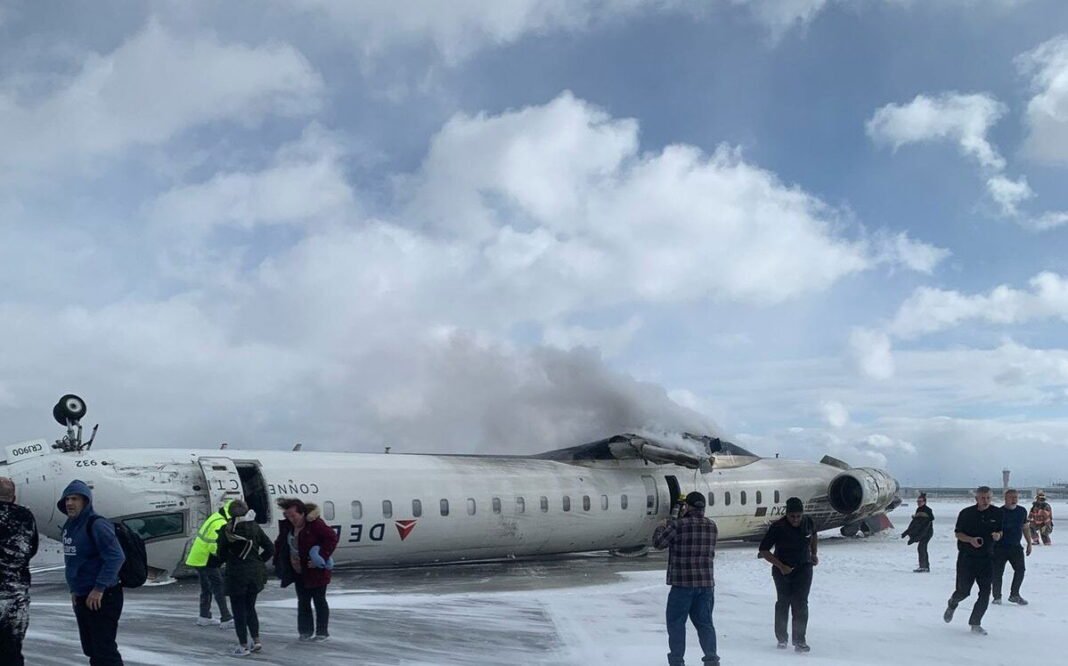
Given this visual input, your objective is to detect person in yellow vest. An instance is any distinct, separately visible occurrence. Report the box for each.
[185,500,247,628]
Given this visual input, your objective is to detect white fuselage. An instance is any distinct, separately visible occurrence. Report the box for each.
[2,446,895,577]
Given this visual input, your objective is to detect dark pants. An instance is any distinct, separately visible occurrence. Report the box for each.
[73,586,124,666]
[198,567,231,621]
[772,564,813,644]
[992,545,1025,599]
[917,537,931,570]
[0,591,29,666]
[294,579,329,637]
[665,586,718,666]
[229,592,260,646]
[948,554,993,626]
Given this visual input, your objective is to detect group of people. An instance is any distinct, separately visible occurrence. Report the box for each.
[652,492,818,666]
[0,476,338,665]
[653,486,1055,665]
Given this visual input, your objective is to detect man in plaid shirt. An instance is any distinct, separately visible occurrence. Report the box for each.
[653,491,719,666]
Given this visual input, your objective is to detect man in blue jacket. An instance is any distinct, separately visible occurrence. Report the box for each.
[59,480,125,665]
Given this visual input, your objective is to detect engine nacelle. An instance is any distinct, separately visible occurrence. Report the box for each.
[828,467,899,516]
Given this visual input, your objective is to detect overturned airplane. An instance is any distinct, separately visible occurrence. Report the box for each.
[2,396,900,579]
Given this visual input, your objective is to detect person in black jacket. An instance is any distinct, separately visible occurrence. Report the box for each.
[0,477,39,666]
[758,497,818,653]
[901,493,934,572]
[943,486,1002,635]
[216,508,274,656]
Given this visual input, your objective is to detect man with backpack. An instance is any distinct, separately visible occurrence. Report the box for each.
[59,480,126,665]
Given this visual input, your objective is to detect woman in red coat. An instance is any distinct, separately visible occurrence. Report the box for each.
[274,498,339,640]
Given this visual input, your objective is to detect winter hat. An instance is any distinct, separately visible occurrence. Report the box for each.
[785,497,804,513]
[685,491,706,509]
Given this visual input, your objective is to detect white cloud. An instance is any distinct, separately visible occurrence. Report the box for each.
[889,272,1068,339]
[1018,35,1068,164]
[986,174,1034,217]
[849,328,895,380]
[871,231,950,274]
[730,0,830,39]
[820,399,850,428]
[542,317,643,357]
[866,92,1007,169]
[407,92,939,309]
[0,21,322,180]
[148,126,355,235]
[283,0,679,65]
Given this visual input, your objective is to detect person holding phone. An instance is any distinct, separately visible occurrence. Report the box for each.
[943,486,1003,635]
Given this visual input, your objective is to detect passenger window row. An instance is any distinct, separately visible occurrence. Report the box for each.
[705,489,782,508]
[342,494,633,519]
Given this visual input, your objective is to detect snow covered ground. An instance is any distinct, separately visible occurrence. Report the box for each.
[22,500,1067,665]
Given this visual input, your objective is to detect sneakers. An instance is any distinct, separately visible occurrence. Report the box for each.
[913,567,929,573]
[298,634,314,642]
[794,642,811,653]
[970,625,988,636]
[991,597,1002,605]
[1008,595,1029,605]
[249,639,262,653]
[219,618,235,629]
[943,604,955,623]
[312,634,330,642]
[777,640,788,650]
[229,645,251,657]
[196,617,219,627]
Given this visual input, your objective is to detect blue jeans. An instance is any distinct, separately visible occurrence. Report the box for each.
[666,586,718,665]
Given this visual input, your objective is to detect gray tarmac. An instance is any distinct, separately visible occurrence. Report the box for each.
[23,551,669,666]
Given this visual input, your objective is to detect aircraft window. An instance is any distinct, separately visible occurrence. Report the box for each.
[440,499,450,516]
[725,492,732,506]
[412,499,422,517]
[774,490,781,504]
[756,491,763,505]
[582,495,591,511]
[563,496,571,512]
[121,512,184,542]
[601,495,609,511]
[351,501,362,519]
[382,500,392,519]
[709,492,715,506]
[516,497,526,513]
[621,494,628,510]
[467,498,476,515]
[540,496,549,512]
[740,491,747,506]
[324,501,335,521]
[492,497,502,514]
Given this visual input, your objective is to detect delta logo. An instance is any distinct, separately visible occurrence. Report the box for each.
[395,519,417,541]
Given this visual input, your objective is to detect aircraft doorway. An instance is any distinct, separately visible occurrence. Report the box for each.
[665,475,681,516]
[235,462,271,525]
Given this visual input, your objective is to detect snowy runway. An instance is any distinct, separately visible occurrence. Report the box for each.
[23,502,1067,665]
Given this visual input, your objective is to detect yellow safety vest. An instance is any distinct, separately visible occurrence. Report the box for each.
[184,501,233,567]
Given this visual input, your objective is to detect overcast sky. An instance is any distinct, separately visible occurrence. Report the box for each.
[2,0,1068,487]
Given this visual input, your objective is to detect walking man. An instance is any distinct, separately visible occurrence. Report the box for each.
[943,486,1002,635]
[60,480,126,665]
[992,488,1031,606]
[1029,493,1053,545]
[652,491,720,666]
[185,500,244,628]
[758,497,818,653]
[901,492,934,572]
[0,477,39,666]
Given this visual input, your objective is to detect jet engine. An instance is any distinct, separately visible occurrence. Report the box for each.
[827,467,899,516]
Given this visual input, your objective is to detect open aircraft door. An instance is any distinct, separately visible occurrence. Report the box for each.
[197,457,244,514]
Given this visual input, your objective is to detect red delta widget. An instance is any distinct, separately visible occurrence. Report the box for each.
[333,520,418,543]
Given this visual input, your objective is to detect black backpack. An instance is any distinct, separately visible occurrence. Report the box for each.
[87,515,149,588]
